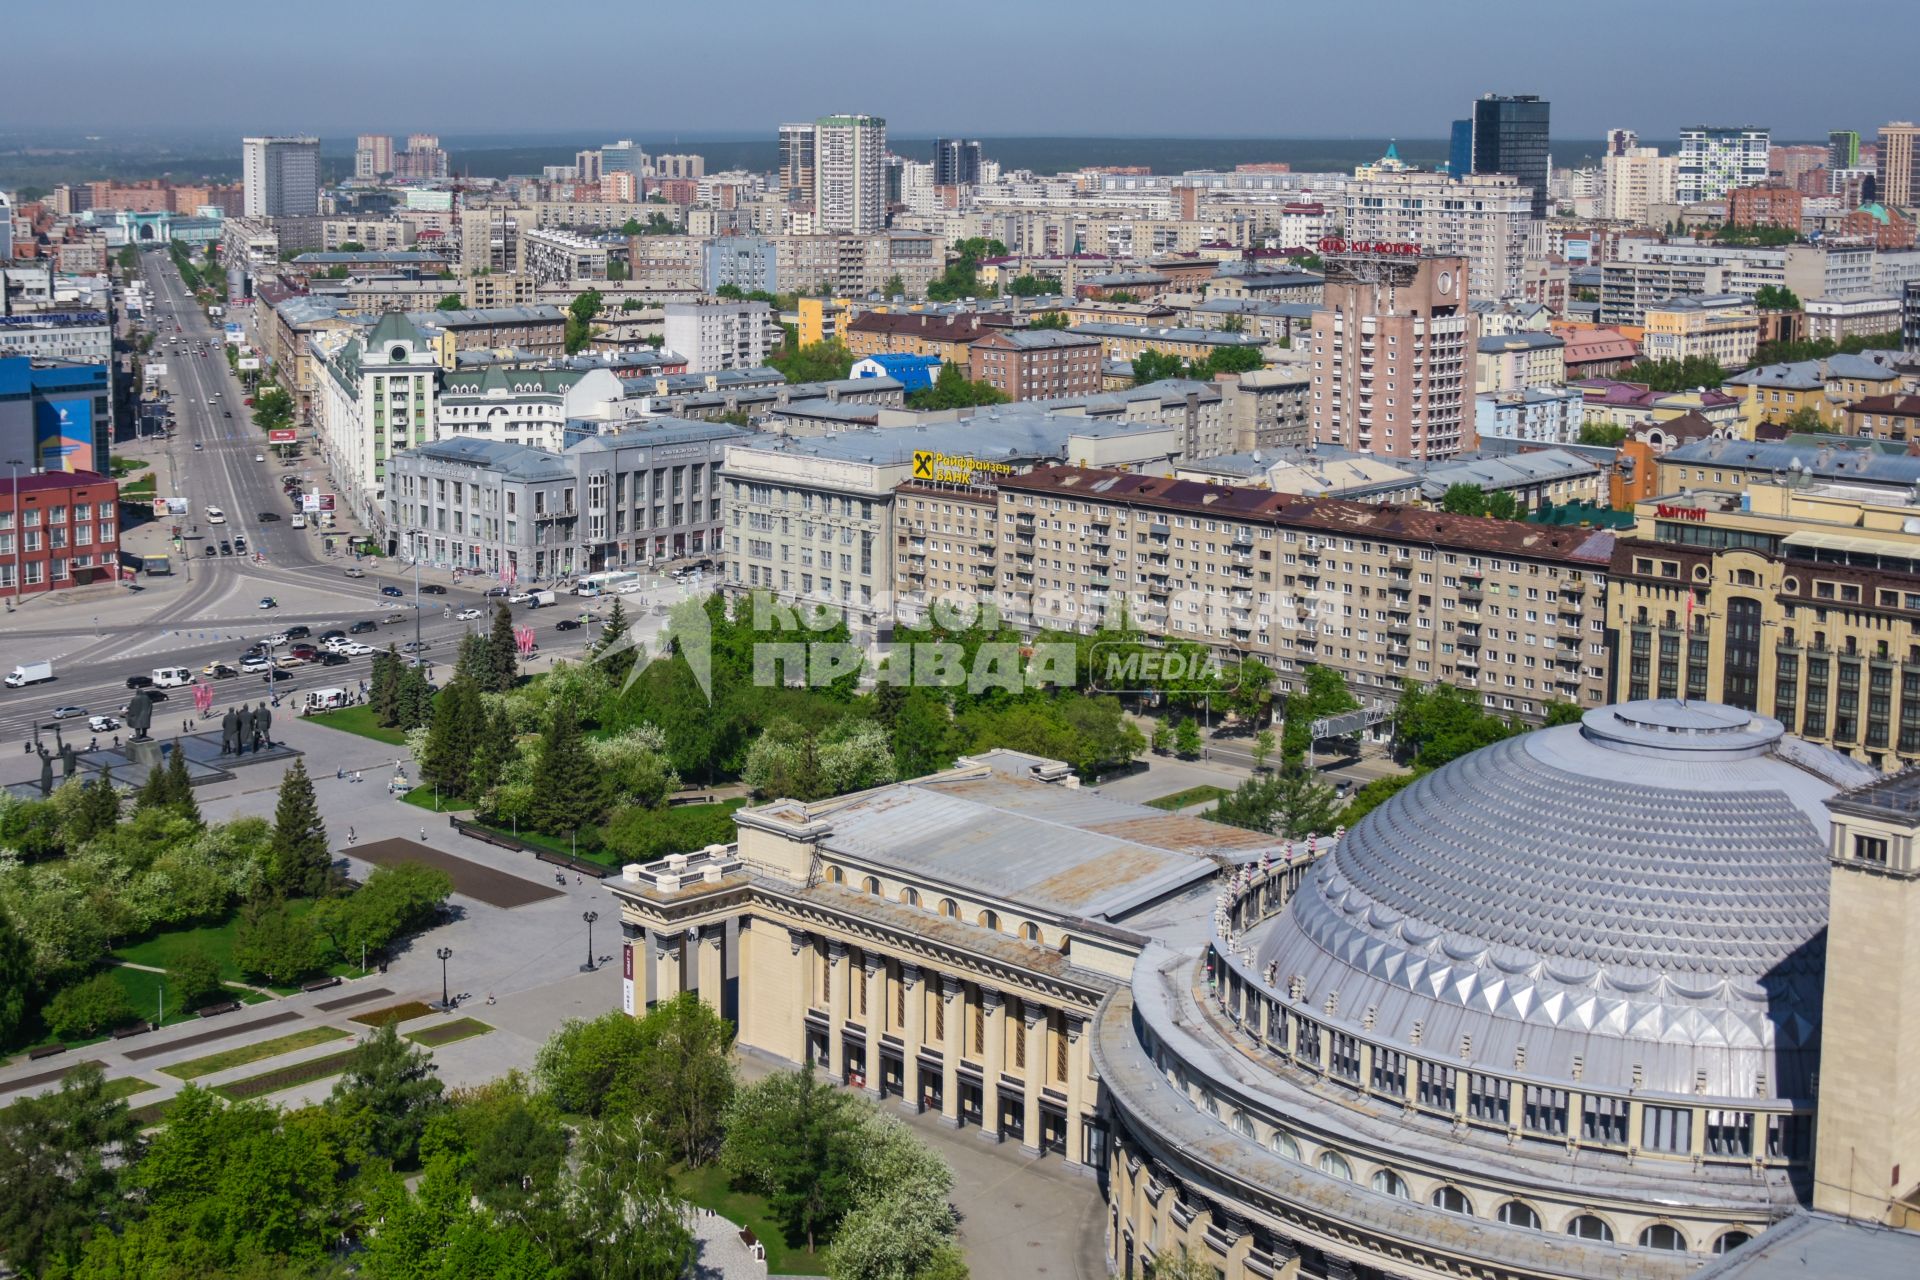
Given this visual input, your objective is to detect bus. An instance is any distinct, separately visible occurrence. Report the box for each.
[576,571,641,598]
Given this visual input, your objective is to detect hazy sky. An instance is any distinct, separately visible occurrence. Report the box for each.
[11,0,1916,140]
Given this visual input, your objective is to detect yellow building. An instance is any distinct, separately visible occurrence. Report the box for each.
[1641,295,1759,368]
[1067,322,1269,367]
[796,296,853,348]
[1608,479,1920,770]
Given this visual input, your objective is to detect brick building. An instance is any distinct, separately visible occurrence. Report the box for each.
[0,469,120,599]
[967,329,1102,401]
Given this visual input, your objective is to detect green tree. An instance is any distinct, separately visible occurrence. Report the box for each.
[1753,284,1801,311]
[1197,343,1265,376]
[435,292,465,310]
[395,663,433,731]
[1485,489,1521,520]
[531,699,610,832]
[164,741,200,825]
[1131,349,1185,385]
[169,943,225,1010]
[722,1065,868,1252]
[590,595,637,683]
[771,339,855,384]
[250,386,295,432]
[134,763,172,815]
[535,1008,652,1118]
[1618,354,1726,392]
[469,705,516,804]
[883,273,905,297]
[1252,728,1275,772]
[487,603,520,692]
[44,972,139,1039]
[1173,717,1202,758]
[0,910,29,1044]
[1439,483,1489,516]
[1339,771,1418,827]
[1209,764,1342,838]
[632,993,735,1165]
[233,896,322,985]
[330,1021,446,1165]
[1007,273,1060,297]
[1542,700,1585,726]
[825,1114,961,1280]
[1394,680,1519,766]
[562,1115,695,1280]
[269,759,331,897]
[420,678,484,798]
[1150,1246,1220,1280]
[371,644,403,724]
[1028,310,1071,329]
[891,688,955,779]
[1576,422,1628,446]
[905,360,1010,410]
[565,288,603,353]
[0,1063,143,1276]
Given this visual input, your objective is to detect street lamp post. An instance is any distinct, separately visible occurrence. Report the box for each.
[581,910,599,973]
[436,945,453,1009]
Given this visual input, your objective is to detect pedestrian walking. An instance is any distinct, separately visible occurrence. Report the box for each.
[348,826,356,844]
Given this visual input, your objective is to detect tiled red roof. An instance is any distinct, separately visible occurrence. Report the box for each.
[1846,394,1920,418]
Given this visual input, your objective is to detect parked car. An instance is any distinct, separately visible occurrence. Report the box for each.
[343,642,375,656]
[316,651,350,667]
[349,620,379,634]
[289,644,319,660]
[380,585,404,598]
[262,633,289,648]
[319,630,346,643]
[283,625,311,640]
[240,656,272,674]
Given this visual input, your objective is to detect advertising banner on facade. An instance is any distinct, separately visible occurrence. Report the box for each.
[622,943,635,1016]
[34,396,92,472]
[268,428,297,444]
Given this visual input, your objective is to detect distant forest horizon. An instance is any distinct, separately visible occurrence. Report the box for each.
[0,131,1701,192]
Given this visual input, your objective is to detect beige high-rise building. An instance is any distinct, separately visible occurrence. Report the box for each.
[1601,147,1679,225]
[1877,121,1920,210]
[1309,253,1477,460]
[778,123,816,205]
[1339,171,1531,299]
[355,134,394,181]
[814,114,887,233]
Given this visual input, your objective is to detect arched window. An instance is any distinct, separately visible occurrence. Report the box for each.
[1316,1151,1353,1181]
[1232,1112,1254,1139]
[1639,1224,1687,1251]
[861,875,881,895]
[1019,922,1042,943]
[1498,1201,1541,1230]
[826,865,845,884]
[1269,1130,1300,1161]
[1431,1186,1472,1215]
[977,909,1000,931]
[1370,1170,1410,1199]
[938,898,957,918]
[1566,1215,1614,1242]
[899,887,920,907]
[1713,1232,1751,1255]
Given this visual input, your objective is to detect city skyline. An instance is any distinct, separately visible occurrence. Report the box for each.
[9,0,1918,137]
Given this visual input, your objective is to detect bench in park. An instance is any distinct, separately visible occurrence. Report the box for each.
[301,977,343,992]
[195,1001,243,1018]
[27,1043,66,1061]
[111,1024,152,1040]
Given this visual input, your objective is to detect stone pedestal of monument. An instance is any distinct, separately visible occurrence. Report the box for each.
[127,737,163,777]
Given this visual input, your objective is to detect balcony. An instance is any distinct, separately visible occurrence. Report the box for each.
[1458,651,1480,668]
[1457,585,1482,604]
[1390,565,1412,582]
[1457,631,1481,649]
[1560,579,1586,598]
[1148,522,1170,540]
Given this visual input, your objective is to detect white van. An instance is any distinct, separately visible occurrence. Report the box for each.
[151,667,193,688]
[291,513,307,529]
[303,688,349,712]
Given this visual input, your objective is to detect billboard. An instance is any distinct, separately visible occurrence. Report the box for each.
[238,357,261,371]
[302,493,337,514]
[268,428,298,444]
[34,396,93,472]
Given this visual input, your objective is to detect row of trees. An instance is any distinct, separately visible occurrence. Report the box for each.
[1130,344,1266,386]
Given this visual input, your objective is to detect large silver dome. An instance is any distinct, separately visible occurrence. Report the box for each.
[1254,700,1876,1099]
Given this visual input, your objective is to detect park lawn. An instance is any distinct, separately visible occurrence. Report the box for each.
[1145,784,1232,811]
[106,1076,157,1101]
[114,900,325,984]
[400,785,461,814]
[307,704,409,746]
[405,1017,492,1048]
[108,966,267,1033]
[673,1164,830,1276]
[161,1025,351,1081]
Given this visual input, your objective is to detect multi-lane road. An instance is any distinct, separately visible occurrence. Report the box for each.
[0,252,684,745]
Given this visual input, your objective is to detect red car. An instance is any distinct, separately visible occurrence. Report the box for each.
[288,643,320,661]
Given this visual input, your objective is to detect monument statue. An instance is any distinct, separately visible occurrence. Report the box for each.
[59,742,76,779]
[240,704,257,754]
[221,707,240,756]
[126,690,155,741]
[38,747,53,797]
[256,702,273,749]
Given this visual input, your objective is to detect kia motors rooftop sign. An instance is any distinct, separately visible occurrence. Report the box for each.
[1318,236,1420,256]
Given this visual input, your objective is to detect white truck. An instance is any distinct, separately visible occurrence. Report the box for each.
[528,589,558,608]
[5,660,54,688]
[152,667,193,688]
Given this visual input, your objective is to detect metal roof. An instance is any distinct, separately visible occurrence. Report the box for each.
[1253,700,1874,1099]
[1688,1211,1920,1278]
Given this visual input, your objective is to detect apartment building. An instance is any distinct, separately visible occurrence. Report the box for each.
[662,300,778,373]
[1472,331,1567,393]
[1340,171,1532,299]
[1309,253,1477,461]
[413,305,566,360]
[1601,148,1679,225]
[1608,478,1920,770]
[1641,294,1760,366]
[893,482,1002,614]
[1676,126,1771,203]
[434,366,624,451]
[721,413,1183,630]
[242,136,320,218]
[967,329,1103,401]
[521,228,609,284]
[312,312,441,536]
[463,273,540,310]
[459,207,531,276]
[322,218,414,252]
[1877,122,1920,210]
[844,311,1011,364]
[991,465,1612,721]
[813,115,887,234]
[0,469,120,600]
[1066,322,1267,368]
